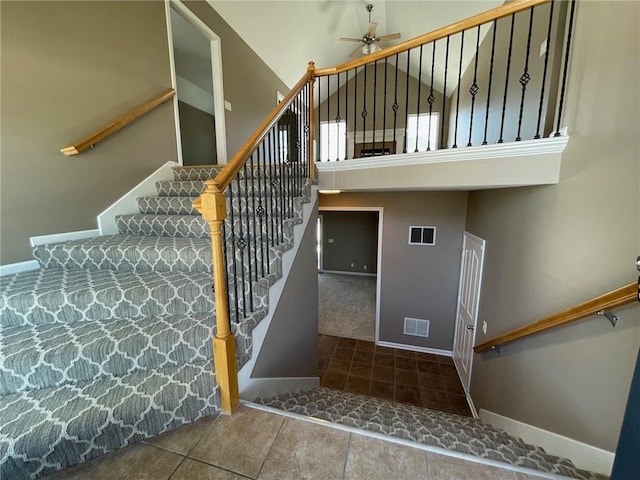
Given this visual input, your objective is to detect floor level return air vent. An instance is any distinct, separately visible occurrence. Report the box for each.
[404,317,430,337]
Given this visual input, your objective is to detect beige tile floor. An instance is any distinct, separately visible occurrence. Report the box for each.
[43,405,551,480]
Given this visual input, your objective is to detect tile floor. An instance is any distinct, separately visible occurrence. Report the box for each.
[43,405,546,480]
[318,334,472,416]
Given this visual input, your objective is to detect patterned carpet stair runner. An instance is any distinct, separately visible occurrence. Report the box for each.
[0,165,310,479]
[255,388,607,480]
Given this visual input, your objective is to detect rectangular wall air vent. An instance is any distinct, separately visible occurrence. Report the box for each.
[404,317,430,338]
[408,226,436,245]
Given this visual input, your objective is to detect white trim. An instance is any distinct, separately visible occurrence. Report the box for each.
[408,225,436,246]
[30,229,100,247]
[318,206,383,345]
[317,135,569,172]
[238,188,319,396]
[319,270,376,277]
[479,409,614,476]
[0,260,40,276]
[243,402,567,480]
[240,377,320,401]
[169,0,228,164]
[376,340,453,357]
[466,393,479,419]
[97,161,178,234]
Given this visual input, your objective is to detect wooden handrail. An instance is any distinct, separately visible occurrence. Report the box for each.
[60,88,176,156]
[314,0,550,77]
[214,67,314,190]
[474,282,638,353]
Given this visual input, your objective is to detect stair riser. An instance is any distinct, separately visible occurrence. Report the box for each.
[0,362,219,479]
[172,164,308,182]
[0,314,216,395]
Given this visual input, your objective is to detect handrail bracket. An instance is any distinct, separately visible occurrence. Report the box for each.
[597,309,618,327]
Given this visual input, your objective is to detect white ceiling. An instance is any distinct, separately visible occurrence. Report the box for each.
[209,0,504,92]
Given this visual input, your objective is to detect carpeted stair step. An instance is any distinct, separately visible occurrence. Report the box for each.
[171,165,294,182]
[136,196,199,215]
[0,360,218,480]
[0,312,216,395]
[155,179,307,198]
[116,214,209,238]
[255,388,606,480]
[0,268,213,328]
[32,235,212,273]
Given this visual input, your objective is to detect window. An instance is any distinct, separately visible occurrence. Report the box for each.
[406,113,439,152]
[320,121,346,161]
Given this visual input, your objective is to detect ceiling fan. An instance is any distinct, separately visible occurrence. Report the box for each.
[340,4,401,57]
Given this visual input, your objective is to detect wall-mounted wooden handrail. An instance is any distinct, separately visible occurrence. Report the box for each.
[60,88,176,156]
[213,67,314,190]
[314,0,550,77]
[474,282,638,353]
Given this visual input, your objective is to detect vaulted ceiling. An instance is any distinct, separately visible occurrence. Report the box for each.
[209,0,504,89]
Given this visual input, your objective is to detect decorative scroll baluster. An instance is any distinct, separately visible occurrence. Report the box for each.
[427,43,436,151]
[483,20,498,145]
[353,68,358,154]
[273,124,283,245]
[440,36,450,149]
[383,58,388,149]
[467,26,481,147]
[403,50,411,153]
[516,7,535,141]
[335,72,342,161]
[392,54,399,148]
[326,76,330,161]
[258,142,269,274]
[498,14,516,144]
[241,165,253,312]
[415,45,424,152]
[373,60,378,154]
[249,158,260,280]
[233,174,247,317]
[453,30,465,149]
[227,178,239,322]
[555,0,577,137]
[535,2,554,139]
[344,70,349,160]
[362,65,368,141]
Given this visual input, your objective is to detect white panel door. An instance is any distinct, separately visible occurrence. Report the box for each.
[453,232,486,395]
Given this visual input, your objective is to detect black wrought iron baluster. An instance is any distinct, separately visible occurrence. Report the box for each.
[241,162,254,312]
[259,139,269,274]
[227,178,239,322]
[427,42,436,151]
[335,72,342,162]
[453,30,465,148]
[392,54,399,148]
[326,75,330,161]
[353,68,358,154]
[483,20,498,145]
[535,3,554,139]
[498,14,516,144]
[403,49,411,153]
[555,0,576,137]
[516,7,535,141]
[317,75,321,162]
[383,58,388,149]
[344,70,349,160]
[233,175,247,317]
[305,83,311,175]
[373,60,378,154]
[467,26,481,147]
[273,124,283,245]
[253,151,264,279]
[440,36,450,149]
[415,45,423,152]
[362,65,368,142]
[221,220,232,321]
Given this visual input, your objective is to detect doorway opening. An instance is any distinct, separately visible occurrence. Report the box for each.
[166,1,227,165]
[317,207,383,343]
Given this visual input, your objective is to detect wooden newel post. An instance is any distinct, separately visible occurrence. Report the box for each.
[193,179,239,414]
[307,61,316,181]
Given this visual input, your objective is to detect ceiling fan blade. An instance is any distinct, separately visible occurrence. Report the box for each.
[367,22,377,36]
[377,32,401,43]
[348,45,363,58]
[340,37,364,43]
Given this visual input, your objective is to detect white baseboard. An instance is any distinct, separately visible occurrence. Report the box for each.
[97,160,178,234]
[241,377,320,401]
[319,270,377,277]
[30,229,100,247]
[0,260,40,276]
[479,409,614,476]
[237,188,318,398]
[376,340,453,357]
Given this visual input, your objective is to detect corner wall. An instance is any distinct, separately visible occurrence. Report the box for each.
[465,1,640,452]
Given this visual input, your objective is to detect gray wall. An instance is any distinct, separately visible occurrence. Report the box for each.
[252,203,319,378]
[465,1,640,452]
[1,0,290,265]
[320,191,468,351]
[321,211,378,274]
[448,2,566,147]
[185,1,289,158]
[0,1,177,264]
[178,101,217,165]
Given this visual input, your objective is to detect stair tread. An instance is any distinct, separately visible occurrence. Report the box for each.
[0,312,216,395]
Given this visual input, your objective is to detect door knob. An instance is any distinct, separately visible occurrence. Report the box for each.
[466,325,474,330]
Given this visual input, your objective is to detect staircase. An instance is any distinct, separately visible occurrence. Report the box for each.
[255,388,608,480]
[0,165,311,479]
